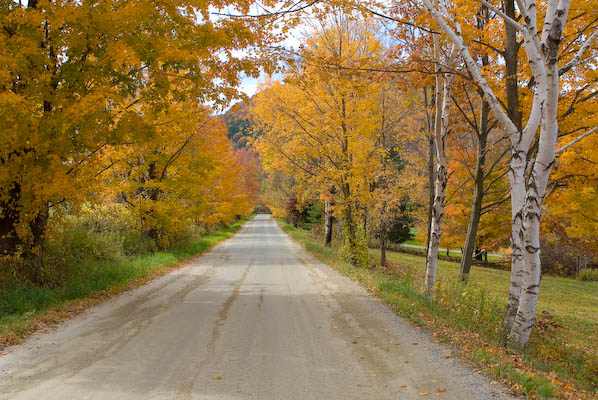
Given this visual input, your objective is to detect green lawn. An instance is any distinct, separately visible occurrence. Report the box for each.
[377,250,598,327]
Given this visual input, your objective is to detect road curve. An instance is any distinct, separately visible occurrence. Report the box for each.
[0,215,512,399]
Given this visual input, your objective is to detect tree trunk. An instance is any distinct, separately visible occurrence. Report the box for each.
[509,49,562,349]
[502,0,525,337]
[423,87,436,262]
[425,40,455,298]
[503,137,528,338]
[0,184,23,257]
[380,202,387,267]
[344,204,357,247]
[0,182,49,283]
[25,208,49,284]
[504,0,522,131]
[380,228,387,267]
[459,100,490,280]
[341,181,358,263]
[324,201,334,246]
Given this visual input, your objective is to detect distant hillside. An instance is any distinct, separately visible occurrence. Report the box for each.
[222,98,257,149]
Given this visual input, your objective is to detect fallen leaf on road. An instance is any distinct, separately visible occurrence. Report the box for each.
[419,392,428,396]
[359,356,366,359]
[368,370,375,374]
[351,341,357,344]
[437,388,446,392]
[404,360,409,363]
[215,376,222,380]
[412,342,418,345]
[401,384,407,388]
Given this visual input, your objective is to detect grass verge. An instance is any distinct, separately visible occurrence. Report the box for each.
[0,219,246,351]
[278,220,597,400]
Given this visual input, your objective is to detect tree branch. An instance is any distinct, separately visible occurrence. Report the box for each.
[555,127,598,155]
[559,29,598,75]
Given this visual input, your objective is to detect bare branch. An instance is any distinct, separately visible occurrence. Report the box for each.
[473,0,524,32]
[555,127,598,155]
[559,29,598,75]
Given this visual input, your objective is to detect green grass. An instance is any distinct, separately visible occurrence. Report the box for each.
[0,220,245,342]
[379,251,598,326]
[279,220,598,399]
[378,251,598,396]
[402,239,424,246]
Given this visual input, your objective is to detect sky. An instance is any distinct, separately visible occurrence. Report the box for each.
[239,74,267,97]
[235,29,303,100]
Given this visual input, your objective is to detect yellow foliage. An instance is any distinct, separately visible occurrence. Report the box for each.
[0,0,271,257]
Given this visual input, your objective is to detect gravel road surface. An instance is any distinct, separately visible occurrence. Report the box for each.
[0,215,513,399]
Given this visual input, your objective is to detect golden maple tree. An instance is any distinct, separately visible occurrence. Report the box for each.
[0,0,275,273]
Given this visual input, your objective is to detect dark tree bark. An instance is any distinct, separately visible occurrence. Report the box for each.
[0,184,22,257]
[24,207,49,284]
[504,0,522,131]
[458,5,500,281]
[0,179,48,283]
[380,224,387,267]
[324,200,334,246]
[459,99,490,280]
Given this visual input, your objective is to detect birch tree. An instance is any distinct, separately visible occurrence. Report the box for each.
[421,0,598,348]
[424,37,457,297]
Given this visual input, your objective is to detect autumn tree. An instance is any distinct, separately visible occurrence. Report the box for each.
[421,0,598,347]
[422,36,458,296]
[443,82,511,280]
[100,99,254,247]
[254,15,411,265]
[368,89,417,266]
[0,0,278,276]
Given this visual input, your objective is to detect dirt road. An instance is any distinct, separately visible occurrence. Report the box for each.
[0,215,512,399]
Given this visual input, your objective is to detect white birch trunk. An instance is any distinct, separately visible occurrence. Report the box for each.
[422,0,576,347]
[503,156,526,333]
[425,39,455,297]
[509,3,569,346]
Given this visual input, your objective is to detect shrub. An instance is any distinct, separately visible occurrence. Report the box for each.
[40,203,157,287]
[540,235,597,277]
[578,268,598,281]
[341,226,371,268]
[435,278,503,339]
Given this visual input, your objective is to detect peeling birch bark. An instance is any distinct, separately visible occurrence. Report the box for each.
[422,0,582,347]
[425,37,456,297]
